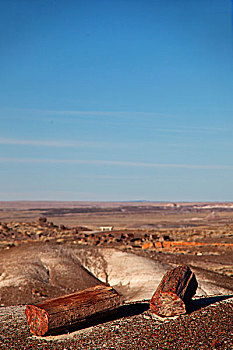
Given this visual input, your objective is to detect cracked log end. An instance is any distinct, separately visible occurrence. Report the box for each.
[150,292,186,317]
[25,305,49,336]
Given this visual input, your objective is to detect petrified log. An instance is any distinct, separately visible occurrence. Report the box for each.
[150,265,198,317]
[25,284,121,336]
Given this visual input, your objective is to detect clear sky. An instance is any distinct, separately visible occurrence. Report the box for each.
[1,0,233,201]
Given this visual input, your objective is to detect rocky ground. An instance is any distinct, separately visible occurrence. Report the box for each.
[0,298,232,349]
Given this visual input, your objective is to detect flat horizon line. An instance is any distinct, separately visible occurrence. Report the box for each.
[0,200,232,204]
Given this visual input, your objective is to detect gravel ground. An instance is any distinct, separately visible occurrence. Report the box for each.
[0,297,232,349]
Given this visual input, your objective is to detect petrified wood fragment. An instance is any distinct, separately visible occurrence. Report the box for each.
[25,284,121,336]
[150,265,198,317]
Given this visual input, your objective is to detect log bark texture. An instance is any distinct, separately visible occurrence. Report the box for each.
[25,284,121,336]
[150,265,198,317]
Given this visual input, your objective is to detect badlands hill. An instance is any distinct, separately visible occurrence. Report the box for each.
[0,243,232,307]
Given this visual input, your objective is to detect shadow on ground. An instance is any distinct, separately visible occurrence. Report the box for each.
[187,294,233,313]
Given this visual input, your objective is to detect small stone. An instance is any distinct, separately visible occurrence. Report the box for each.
[143,315,151,320]
[212,338,224,348]
[36,230,43,237]
[38,217,47,224]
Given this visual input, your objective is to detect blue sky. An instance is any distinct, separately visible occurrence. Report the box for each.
[0,0,233,201]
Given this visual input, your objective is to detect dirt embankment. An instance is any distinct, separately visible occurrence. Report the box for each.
[0,243,232,307]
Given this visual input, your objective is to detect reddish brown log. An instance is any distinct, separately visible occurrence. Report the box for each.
[150,265,198,317]
[25,284,121,336]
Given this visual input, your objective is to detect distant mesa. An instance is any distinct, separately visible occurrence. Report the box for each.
[165,203,179,208]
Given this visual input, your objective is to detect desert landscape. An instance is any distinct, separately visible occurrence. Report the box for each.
[2,0,233,348]
[0,201,232,349]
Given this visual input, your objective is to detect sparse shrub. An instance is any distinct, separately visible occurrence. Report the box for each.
[38,217,47,224]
